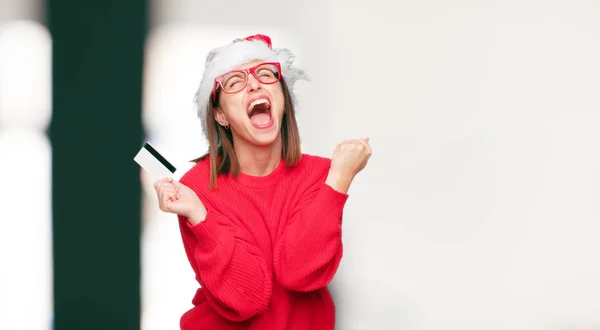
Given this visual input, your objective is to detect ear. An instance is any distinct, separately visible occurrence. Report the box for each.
[213,107,229,127]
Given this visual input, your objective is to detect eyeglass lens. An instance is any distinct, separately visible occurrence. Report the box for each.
[221,63,280,93]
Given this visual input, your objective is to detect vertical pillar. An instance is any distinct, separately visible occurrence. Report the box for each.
[47,1,147,329]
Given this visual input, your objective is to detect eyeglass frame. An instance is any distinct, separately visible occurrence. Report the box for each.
[212,61,282,102]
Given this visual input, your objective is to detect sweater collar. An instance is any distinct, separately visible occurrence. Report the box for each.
[231,158,288,188]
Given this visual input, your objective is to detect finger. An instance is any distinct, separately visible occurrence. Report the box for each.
[158,189,167,206]
[160,187,178,200]
[161,191,176,207]
[154,177,171,191]
[340,138,359,146]
[155,177,171,185]
[162,198,177,213]
[338,140,358,151]
[347,138,366,146]
[171,181,186,195]
[157,181,178,192]
[171,180,184,189]
[160,184,177,195]
[347,139,365,151]
[336,139,356,152]
[158,181,177,190]
[155,185,169,200]
[165,192,176,204]
[170,185,181,199]
[166,180,189,197]
[358,138,372,155]
[158,185,176,200]
[347,137,367,145]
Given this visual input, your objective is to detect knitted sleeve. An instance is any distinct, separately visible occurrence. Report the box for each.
[178,212,273,322]
[273,182,349,292]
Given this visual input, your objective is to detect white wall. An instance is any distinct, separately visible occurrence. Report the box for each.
[327,2,600,329]
[0,19,53,330]
[0,0,42,22]
[145,1,600,329]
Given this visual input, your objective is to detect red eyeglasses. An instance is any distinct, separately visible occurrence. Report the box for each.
[212,62,282,102]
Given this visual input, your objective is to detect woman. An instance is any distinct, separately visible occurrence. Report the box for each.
[154,34,372,330]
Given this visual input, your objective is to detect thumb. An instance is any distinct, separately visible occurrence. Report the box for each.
[172,181,196,196]
[363,137,370,143]
[171,180,186,190]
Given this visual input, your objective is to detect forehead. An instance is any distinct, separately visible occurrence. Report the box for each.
[233,59,264,71]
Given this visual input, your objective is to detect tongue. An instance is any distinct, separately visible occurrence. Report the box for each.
[250,112,271,126]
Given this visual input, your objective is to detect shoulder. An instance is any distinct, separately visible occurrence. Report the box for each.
[298,153,331,168]
[179,157,211,193]
[289,153,332,182]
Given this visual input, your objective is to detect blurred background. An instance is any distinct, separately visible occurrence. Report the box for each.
[1,0,599,329]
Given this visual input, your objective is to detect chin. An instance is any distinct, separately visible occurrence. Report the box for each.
[249,127,281,147]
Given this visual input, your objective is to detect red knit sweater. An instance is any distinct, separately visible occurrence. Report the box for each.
[177,154,348,330]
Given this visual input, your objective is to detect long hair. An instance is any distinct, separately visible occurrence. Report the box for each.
[192,79,301,189]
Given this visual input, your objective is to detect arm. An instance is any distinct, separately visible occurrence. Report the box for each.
[273,138,372,292]
[272,180,349,292]
[178,211,272,322]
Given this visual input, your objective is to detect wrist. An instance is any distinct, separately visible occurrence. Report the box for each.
[187,205,207,226]
[325,170,353,194]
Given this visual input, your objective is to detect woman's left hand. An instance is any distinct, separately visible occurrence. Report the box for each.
[326,138,372,193]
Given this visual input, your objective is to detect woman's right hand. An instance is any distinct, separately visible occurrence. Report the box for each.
[154,178,207,225]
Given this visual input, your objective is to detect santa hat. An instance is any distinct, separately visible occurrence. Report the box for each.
[194,34,308,139]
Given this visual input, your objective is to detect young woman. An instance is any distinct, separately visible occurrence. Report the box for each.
[154,34,372,330]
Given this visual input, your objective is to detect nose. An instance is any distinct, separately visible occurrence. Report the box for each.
[246,74,262,92]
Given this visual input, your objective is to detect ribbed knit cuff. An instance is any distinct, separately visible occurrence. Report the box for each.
[315,182,349,221]
[187,211,231,252]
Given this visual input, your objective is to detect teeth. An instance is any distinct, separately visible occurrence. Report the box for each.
[248,99,270,112]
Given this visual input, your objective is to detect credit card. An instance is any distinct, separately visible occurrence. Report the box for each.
[133,142,176,180]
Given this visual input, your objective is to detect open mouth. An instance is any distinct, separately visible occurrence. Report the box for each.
[247,97,273,128]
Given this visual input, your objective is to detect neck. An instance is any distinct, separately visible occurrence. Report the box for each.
[233,134,283,177]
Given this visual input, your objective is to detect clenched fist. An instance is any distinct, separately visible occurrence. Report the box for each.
[154,178,207,225]
[326,138,372,194]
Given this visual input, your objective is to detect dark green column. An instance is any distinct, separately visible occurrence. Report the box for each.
[47,1,147,329]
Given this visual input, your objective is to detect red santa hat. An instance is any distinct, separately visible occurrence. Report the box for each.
[194,34,308,139]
